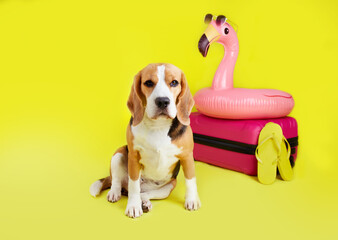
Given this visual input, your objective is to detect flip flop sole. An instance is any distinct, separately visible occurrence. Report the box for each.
[256,123,283,185]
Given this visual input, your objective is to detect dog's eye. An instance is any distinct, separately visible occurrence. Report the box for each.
[170,80,179,87]
[144,80,154,87]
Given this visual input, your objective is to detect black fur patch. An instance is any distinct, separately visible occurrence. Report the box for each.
[168,117,187,140]
[172,161,181,179]
[121,187,128,196]
[129,117,133,126]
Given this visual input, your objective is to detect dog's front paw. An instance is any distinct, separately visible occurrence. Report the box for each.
[185,196,201,211]
[107,189,121,203]
[125,198,143,218]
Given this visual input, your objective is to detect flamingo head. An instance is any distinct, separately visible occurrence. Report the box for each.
[198,14,239,57]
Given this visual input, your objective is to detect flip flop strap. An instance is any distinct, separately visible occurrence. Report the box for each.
[282,136,291,160]
[255,133,281,164]
[273,137,291,165]
[255,134,291,164]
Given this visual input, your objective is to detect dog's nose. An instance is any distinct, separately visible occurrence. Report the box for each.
[155,97,170,110]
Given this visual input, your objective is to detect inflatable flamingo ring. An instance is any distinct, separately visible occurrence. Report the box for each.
[195,14,294,119]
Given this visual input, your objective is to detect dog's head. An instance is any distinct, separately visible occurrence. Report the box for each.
[127,63,194,126]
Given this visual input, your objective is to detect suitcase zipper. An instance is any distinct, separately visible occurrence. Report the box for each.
[193,133,298,155]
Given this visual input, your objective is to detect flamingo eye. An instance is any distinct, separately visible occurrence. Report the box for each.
[144,80,154,87]
[224,28,229,34]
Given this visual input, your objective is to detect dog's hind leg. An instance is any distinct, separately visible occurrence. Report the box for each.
[90,176,111,197]
[140,179,177,212]
[107,146,128,203]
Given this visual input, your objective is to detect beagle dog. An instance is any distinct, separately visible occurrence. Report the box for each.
[90,63,201,218]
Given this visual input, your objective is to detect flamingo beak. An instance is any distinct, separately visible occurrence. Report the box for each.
[198,24,220,57]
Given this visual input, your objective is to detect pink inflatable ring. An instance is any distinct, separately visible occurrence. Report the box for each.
[196,14,294,119]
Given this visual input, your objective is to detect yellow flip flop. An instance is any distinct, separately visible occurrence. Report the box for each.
[255,123,283,185]
[277,137,293,181]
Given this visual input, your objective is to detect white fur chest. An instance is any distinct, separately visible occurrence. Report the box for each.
[131,117,182,182]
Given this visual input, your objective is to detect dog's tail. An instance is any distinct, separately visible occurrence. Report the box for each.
[89,176,111,197]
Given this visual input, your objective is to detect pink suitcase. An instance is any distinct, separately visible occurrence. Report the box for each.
[190,112,298,176]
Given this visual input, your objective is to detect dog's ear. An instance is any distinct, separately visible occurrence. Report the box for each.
[176,72,194,126]
[127,71,145,126]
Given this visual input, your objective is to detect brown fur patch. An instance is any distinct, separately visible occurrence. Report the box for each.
[99,176,112,192]
[127,72,145,126]
[176,72,194,126]
[126,123,142,180]
[169,179,177,194]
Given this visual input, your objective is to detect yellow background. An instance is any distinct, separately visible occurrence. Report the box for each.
[1,0,337,239]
